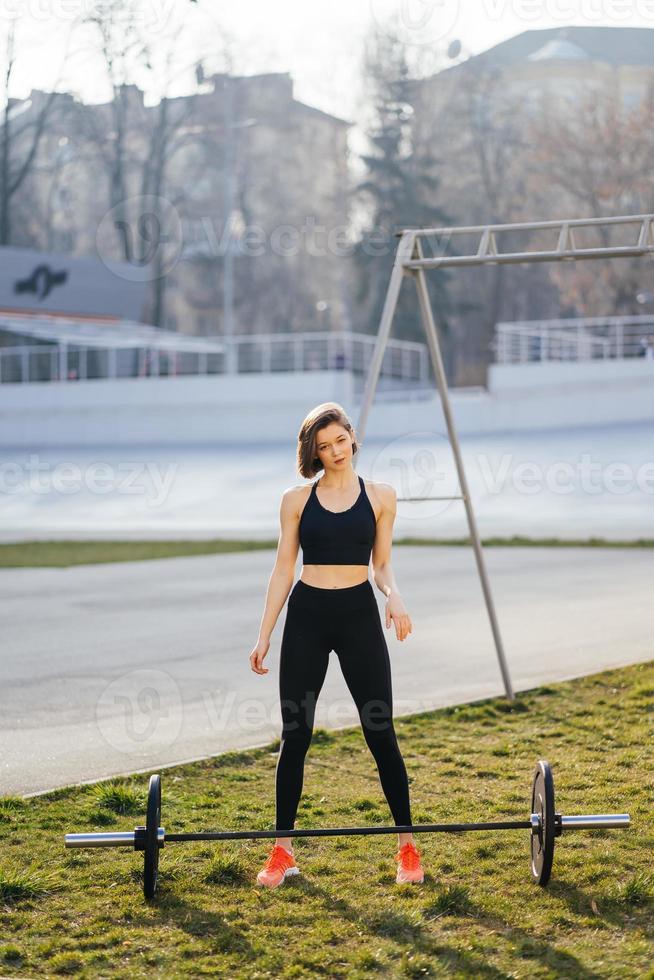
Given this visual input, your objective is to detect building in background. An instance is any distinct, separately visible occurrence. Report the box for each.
[0,245,147,321]
[7,72,352,344]
[6,28,654,389]
[0,244,227,384]
[408,26,654,384]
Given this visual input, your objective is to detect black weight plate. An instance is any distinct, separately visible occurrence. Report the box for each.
[144,774,161,900]
[530,760,555,886]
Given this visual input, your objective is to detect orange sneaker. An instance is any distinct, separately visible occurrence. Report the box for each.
[394,841,424,884]
[256,844,300,888]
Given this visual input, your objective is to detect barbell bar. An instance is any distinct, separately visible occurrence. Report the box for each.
[64,760,630,900]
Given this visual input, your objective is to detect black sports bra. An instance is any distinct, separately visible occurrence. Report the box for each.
[299,475,377,566]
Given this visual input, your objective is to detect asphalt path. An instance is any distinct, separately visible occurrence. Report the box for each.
[1,546,651,796]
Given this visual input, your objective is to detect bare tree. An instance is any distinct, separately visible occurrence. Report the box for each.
[525,77,654,316]
[73,0,207,325]
[415,58,536,381]
[0,21,70,244]
[354,23,454,382]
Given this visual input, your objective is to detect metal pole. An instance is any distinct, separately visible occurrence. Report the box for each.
[165,820,532,841]
[223,77,236,374]
[355,231,416,448]
[559,815,630,830]
[63,812,631,848]
[403,213,654,268]
[411,239,514,701]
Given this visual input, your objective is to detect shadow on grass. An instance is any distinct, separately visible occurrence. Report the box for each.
[133,882,258,961]
[265,872,514,979]
[129,859,631,978]
[291,871,631,978]
[547,877,653,929]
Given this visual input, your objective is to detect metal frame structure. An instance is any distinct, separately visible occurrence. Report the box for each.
[355,214,654,700]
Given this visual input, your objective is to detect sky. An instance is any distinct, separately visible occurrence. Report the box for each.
[4,0,654,128]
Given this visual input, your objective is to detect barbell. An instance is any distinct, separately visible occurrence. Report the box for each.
[64,759,630,900]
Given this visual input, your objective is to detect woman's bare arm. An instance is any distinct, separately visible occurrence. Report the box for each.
[250,488,301,674]
[370,483,413,642]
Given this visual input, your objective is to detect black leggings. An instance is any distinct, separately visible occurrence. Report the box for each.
[275,578,412,831]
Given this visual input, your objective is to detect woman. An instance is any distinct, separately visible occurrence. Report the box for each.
[249,402,423,888]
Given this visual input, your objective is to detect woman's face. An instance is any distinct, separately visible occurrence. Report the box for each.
[315,422,354,472]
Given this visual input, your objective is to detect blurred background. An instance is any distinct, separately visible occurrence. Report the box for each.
[1,0,653,539]
[1,0,654,801]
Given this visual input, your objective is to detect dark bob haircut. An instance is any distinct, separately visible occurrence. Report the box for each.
[296,402,359,479]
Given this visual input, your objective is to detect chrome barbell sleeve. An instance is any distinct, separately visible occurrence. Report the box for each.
[65,832,136,848]
[65,828,165,849]
[559,814,630,830]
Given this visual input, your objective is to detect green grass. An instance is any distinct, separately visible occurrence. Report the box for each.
[0,660,653,978]
[0,539,277,567]
[2,535,654,566]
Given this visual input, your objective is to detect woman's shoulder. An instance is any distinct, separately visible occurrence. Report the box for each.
[281,483,314,520]
[363,479,396,504]
[283,482,314,499]
[362,479,396,522]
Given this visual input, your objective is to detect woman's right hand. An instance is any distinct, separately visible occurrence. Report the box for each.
[250,639,270,675]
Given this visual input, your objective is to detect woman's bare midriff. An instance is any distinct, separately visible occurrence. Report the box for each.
[300,565,370,589]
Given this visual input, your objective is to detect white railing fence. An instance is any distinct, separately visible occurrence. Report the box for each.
[232,331,427,382]
[0,330,428,385]
[494,315,654,363]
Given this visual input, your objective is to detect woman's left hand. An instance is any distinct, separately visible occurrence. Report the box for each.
[385,592,413,641]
